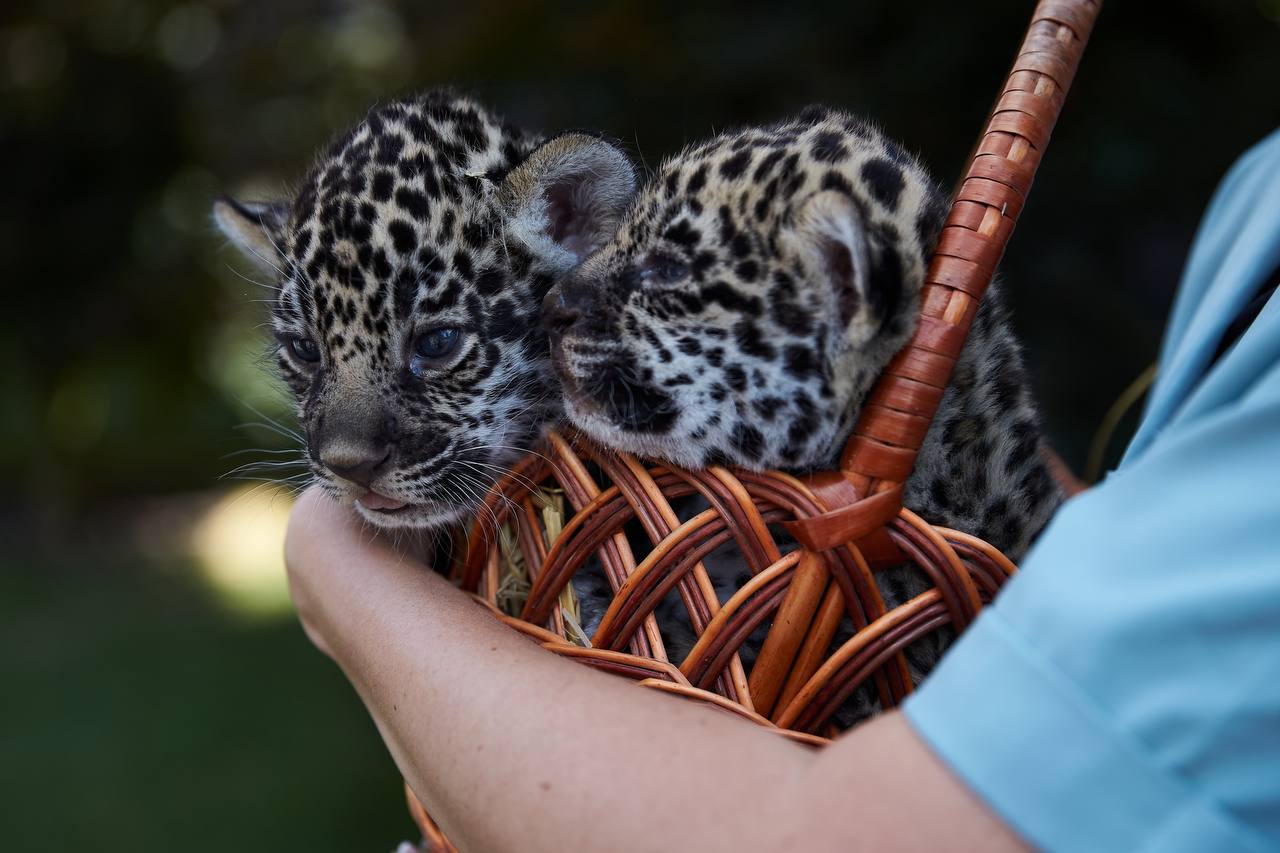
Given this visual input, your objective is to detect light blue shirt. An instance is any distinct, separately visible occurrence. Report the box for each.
[904,129,1280,853]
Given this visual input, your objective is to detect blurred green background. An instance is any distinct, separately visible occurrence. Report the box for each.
[2,0,1277,849]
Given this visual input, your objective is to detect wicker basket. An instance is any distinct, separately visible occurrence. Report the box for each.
[409,1,1101,847]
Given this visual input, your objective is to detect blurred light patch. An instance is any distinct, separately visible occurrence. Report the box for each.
[47,369,111,453]
[162,166,219,234]
[157,4,221,70]
[5,24,67,89]
[192,485,295,618]
[333,4,405,70]
[203,319,295,427]
[86,0,149,54]
[255,95,314,155]
[275,24,330,82]
[132,200,184,270]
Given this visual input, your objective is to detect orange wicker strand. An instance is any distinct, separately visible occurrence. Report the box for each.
[405,785,457,853]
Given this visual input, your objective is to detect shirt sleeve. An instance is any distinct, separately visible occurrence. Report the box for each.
[903,351,1280,852]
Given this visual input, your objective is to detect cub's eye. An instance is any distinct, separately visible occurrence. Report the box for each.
[286,335,320,363]
[637,255,689,284]
[410,327,462,374]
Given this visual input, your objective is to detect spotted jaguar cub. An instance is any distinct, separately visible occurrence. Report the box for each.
[545,106,1062,560]
[214,90,636,529]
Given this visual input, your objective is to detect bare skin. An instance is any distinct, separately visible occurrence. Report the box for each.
[284,485,1029,853]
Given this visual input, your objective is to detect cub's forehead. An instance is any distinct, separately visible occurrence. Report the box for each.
[282,96,526,279]
[623,110,927,246]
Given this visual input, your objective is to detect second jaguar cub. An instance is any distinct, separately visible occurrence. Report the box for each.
[544,106,1062,560]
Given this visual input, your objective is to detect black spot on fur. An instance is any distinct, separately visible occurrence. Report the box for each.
[753,179,778,222]
[664,220,700,248]
[720,150,751,180]
[486,297,524,342]
[1004,420,1040,476]
[811,131,849,163]
[752,396,785,421]
[475,267,505,297]
[691,251,717,279]
[865,241,903,326]
[462,220,487,249]
[731,424,765,458]
[395,187,430,221]
[916,194,947,250]
[733,319,776,360]
[703,448,733,468]
[387,219,416,255]
[375,134,404,165]
[717,206,738,244]
[677,336,702,356]
[452,251,474,280]
[783,344,820,378]
[394,267,420,323]
[594,356,678,433]
[753,149,786,181]
[417,247,443,277]
[686,165,708,195]
[821,170,854,197]
[702,282,762,315]
[421,277,461,314]
[768,282,812,337]
[861,157,905,210]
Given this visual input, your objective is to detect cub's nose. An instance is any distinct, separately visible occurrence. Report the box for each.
[541,286,579,337]
[320,441,392,489]
[541,275,597,338]
[314,411,399,489]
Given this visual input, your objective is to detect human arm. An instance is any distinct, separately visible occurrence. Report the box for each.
[284,486,1027,853]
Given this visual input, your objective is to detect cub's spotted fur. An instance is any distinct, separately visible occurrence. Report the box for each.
[546,106,1062,561]
[215,91,636,529]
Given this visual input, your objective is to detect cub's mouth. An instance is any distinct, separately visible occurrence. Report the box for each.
[356,490,410,513]
[547,334,602,418]
[346,484,481,530]
[322,439,535,531]
[547,335,680,436]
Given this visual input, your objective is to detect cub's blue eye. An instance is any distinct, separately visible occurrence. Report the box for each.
[638,255,689,284]
[411,327,462,367]
[286,335,320,363]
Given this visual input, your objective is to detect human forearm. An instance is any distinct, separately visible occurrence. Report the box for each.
[285,487,1025,852]
[297,522,809,849]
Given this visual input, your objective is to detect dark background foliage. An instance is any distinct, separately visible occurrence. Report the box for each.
[2,1,1277,849]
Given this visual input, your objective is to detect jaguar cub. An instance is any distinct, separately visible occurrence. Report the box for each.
[544,106,1063,560]
[214,90,637,530]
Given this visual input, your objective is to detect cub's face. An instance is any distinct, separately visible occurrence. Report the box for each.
[216,93,635,528]
[545,109,943,472]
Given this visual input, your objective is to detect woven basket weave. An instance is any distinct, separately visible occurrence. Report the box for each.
[409,1,1101,847]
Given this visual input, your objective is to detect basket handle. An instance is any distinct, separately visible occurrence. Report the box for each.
[786,0,1102,552]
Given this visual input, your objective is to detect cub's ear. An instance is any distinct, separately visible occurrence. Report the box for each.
[212,196,291,273]
[497,133,636,272]
[790,190,880,344]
